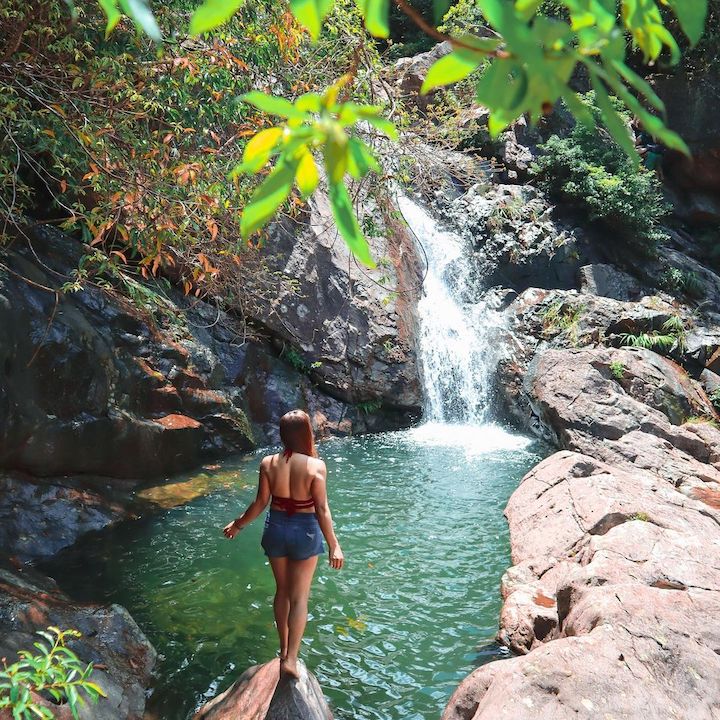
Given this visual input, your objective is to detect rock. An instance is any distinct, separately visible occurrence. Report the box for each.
[443,452,720,720]
[235,342,419,444]
[0,472,136,562]
[700,368,720,397]
[437,186,600,292]
[392,42,452,111]
[0,225,253,481]
[194,659,333,720]
[495,287,690,429]
[249,189,423,414]
[0,562,156,719]
[653,69,720,222]
[578,263,643,301]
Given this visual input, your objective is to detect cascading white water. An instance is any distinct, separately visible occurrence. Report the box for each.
[398,194,504,426]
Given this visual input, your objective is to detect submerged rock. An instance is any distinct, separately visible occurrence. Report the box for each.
[194,659,333,720]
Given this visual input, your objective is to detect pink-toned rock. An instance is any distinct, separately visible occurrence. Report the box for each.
[194,659,332,720]
[444,448,720,718]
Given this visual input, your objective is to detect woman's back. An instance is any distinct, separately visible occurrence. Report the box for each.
[266,452,319,507]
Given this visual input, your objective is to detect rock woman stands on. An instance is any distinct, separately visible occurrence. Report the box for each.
[223,409,344,679]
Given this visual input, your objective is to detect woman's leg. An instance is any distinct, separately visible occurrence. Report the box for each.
[282,555,319,679]
[269,556,290,659]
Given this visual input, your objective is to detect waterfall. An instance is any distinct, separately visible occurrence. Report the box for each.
[398,194,503,426]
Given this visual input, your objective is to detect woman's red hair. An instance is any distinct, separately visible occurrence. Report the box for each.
[279,410,317,457]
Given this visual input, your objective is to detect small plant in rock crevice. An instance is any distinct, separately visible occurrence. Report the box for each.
[609,360,626,381]
[709,388,720,413]
[661,267,706,300]
[357,399,382,415]
[618,315,687,355]
[541,301,586,346]
[684,415,720,429]
[0,627,105,719]
[631,512,651,522]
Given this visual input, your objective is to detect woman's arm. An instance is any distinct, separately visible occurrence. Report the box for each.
[310,460,344,569]
[223,457,271,539]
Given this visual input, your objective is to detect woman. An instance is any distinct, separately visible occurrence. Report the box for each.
[223,409,344,679]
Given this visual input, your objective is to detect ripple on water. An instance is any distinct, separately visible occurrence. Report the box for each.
[41,427,546,720]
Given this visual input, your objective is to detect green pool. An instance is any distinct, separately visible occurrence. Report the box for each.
[43,423,545,719]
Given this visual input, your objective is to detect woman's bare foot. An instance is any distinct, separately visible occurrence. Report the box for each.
[281,656,300,680]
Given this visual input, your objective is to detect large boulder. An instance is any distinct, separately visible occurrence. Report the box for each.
[0,472,136,562]
[0,562,156,719]
[248,191,423,414]
[0,226,253,480]
[443,451,720,720]
[194,659,333,720]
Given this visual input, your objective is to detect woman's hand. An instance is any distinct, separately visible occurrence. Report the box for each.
[223,520,241,539]
[329,544,344,570]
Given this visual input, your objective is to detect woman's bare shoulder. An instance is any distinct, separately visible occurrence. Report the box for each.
[260,453,277,469]
[310,456,327,475]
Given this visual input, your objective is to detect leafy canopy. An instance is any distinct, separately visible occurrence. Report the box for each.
[69,0,711,265]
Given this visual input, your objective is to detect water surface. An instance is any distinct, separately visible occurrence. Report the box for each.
[44,424,545,719]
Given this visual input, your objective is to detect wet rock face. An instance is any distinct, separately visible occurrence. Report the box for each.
[0,472,136,562]
[435,184,603,293]
[194,659,333,720]
[0,562,156,720]
[249,192,423,414]
[0,226,253,480]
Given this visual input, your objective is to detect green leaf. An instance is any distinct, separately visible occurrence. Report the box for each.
[240,160,297,238]
[328,182,375,267]
[360,0,390,38]
[421,48,483,93]
[347,137,380,178]
[242,92,308,120]
[324,126,348,184]
[296,151,319,197]
[665,0,707,45]
[290,0,334,40]
[97,0,121,37]
[362,115,398,140]
[190,0,245,35]
[241,127,283,171]
[589,74,639,163]
[117,0,161,40]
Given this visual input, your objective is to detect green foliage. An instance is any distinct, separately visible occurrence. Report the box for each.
[357,398,382,414]
[618,315,687,354]
[609,360,625,380]
[661,267,706,300]
[542,300,585,345]
[65,0,708,261]
[709,388,720,413]
[233,82,394,266]
[0,627,105,720]
[532,93,669,255]
[631,511,650,522]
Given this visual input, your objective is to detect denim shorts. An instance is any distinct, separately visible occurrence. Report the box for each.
[261,509,325,560]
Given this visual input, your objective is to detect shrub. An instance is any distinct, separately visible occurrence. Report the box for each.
[618,316,687,355]
[0,627,105,719]
[661,267,706,299]
[532,93,670,256]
